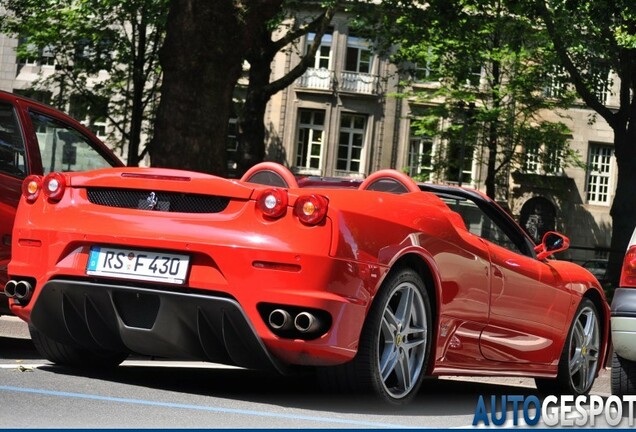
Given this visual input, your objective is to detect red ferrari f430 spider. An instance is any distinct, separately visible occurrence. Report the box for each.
[6,162,609,404]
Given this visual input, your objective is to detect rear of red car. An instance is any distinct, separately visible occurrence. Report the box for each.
[7,168,382,370]
[611,230,636,394]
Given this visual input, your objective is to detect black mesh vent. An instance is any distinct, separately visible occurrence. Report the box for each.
[86,188,230,213]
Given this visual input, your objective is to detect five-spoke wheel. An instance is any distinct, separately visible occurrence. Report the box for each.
[377,280,429,399]
[567,303,600,393]
[535,298,601,395]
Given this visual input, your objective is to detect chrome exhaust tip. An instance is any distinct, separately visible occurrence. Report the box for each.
[14,280,32,301]
[294,311,320,333]
[4,280,17,298]
[268,309,293,331]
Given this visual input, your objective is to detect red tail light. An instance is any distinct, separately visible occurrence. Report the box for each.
[22,175,43,203]
[294,194,328,225]
[42,172,67,201]
[620,246,636,287]
[257,188,288,219]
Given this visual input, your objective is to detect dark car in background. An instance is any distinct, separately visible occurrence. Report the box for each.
[582,258,609,283]
[0,91,123,314]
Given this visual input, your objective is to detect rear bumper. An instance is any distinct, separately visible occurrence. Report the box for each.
[12,246,379,367]
[611,288,636,361]
[31,279,286,372]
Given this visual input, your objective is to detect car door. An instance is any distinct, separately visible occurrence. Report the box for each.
[471,204,572,364]
[0,92,123,314]
[0,100,28,298]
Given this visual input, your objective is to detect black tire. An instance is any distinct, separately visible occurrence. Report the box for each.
[319,267,432,405]
[29,324,128,368]
[612,351,636,396]
[535,298,601,395]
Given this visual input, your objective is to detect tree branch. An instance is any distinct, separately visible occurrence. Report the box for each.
[535,0,617,128]
[270,8,329,53]
[263,2,338,96]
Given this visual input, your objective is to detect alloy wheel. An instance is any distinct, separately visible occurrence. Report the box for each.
[568,305,600,394]
[377,281,428,399]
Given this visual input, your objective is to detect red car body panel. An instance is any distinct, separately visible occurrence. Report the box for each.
[8,164,610,379]
[0,91,123,314]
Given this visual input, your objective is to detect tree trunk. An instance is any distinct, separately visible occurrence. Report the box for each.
[236,34,271,175]
[150,0,247,175]
[485,57,501,199]
[127,17,147,167]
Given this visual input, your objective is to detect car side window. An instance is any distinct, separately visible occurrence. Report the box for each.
[0,101,27,178]
[442,196,524,255]
[30,111,113,174]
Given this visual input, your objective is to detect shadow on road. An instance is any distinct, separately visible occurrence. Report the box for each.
[36,362,539,417]
[0,336,40,360]
[1,329,540,417]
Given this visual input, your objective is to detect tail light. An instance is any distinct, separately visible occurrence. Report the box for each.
[257,188,288,219]
[294,194,328,225]
[42,172,67,201]
[22,175,43,203]
[620,245,636,287]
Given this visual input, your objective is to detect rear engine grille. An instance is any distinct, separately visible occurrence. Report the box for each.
[86,188,230,213]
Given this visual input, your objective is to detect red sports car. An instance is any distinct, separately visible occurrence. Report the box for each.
[6,162,609,404]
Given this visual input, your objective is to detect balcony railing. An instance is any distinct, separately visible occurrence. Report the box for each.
[296,68,334,91]
[296,68,380,95]
[339,71,379,95]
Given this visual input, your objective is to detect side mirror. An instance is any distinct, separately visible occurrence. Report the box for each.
[534,231,570,261]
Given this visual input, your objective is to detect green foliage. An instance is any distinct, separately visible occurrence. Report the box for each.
[351,0,576,198]
[1,0,169,162]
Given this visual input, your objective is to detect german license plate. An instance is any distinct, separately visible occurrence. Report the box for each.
[87,246,189,284]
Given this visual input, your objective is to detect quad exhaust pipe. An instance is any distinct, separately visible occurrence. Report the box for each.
[4,280,16,298]
[267,309,321,334]
[294,311,320,333]
[4,280,33,302]
[268,309,293,331]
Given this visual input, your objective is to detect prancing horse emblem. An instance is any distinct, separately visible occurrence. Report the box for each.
[146,192,158,210]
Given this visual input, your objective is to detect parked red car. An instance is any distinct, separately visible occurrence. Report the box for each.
[6,162,609,404]
[0,91,123,315]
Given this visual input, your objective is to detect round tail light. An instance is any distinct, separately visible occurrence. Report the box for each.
[294,194,328,225]
[257,188,288,219]
[42,172,67,201]
[22,175,43,203]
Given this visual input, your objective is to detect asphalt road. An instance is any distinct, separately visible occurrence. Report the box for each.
[0,316,626,429]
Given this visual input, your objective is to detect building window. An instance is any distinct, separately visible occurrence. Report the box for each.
[524,141,540,174]
[544,65,568,99]
[408,135,433,179]
[523,141,563,175]
[40,45,55,66]
[337,113,367,173]
[410,47,439,83]
[590,62,611,104]
[69,94,108,136]
[460,59,482,87]
[17,39,55,66]
[586,144,614,205]
[345,36,372,73]
[445,135,475,185]
[296,109,325,170]
[307,32,332,69]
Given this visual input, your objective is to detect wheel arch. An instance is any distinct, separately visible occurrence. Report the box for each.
[381,251,441,373]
